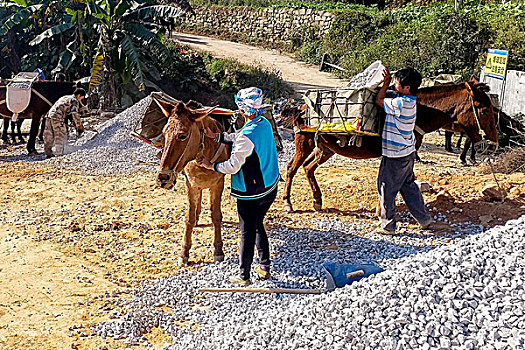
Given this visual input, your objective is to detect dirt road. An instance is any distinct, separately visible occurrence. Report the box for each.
[172,33,348,94]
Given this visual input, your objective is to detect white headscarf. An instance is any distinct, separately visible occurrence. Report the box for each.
[234,87,265,116]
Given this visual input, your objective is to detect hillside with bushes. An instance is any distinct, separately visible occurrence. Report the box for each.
[188,0,525,79]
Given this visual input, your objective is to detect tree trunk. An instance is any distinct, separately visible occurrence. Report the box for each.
[7,30,21,73]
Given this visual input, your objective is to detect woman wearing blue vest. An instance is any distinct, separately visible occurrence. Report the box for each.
[198,87,280,285]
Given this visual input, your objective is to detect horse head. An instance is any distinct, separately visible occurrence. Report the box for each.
[156,101,215,190]
[459,81,498,155]
[277,104,307,130]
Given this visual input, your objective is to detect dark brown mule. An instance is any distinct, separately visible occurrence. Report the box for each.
[281,81,498,212]
[156,101,230,265]
[0,82,75,154]
[444,106,525,164]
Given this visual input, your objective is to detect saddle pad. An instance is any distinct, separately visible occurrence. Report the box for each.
[6,77,35,115]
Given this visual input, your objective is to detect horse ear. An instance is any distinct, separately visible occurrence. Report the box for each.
[475,82,490,93]
[465,81,475,96]
[469,75,480,84]
[189,106,216,122]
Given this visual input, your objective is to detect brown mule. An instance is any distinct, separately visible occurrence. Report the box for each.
[281,81,498,212]
[156,101,230,265]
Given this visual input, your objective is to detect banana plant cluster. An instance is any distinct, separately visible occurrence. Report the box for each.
[1,0,193,107]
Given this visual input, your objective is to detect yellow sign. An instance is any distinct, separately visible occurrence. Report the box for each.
[485,49,509,80]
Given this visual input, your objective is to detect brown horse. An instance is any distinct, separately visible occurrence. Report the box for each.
[281,81,498,212]
[156,101,230,265]
[444,106,525,164]
[0,81,76,154]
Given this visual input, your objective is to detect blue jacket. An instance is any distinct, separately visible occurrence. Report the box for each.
[214,116,280,200]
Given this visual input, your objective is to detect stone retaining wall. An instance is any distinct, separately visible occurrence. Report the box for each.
[178,6,335,45]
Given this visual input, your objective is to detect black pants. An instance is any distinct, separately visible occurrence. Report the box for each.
[237,188,277,280]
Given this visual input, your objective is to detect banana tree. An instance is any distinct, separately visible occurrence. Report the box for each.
[30,0,192,107]
[0,0,47,76]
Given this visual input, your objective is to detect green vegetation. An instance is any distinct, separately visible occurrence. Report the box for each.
[292,2,525,78]
[202,54,294,102]
[189,0,382,11]
[0,0,292,107]
[0,0,192,107]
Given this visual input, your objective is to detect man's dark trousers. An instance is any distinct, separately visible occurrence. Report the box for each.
[237,188,277,280]
[378,152,431,232]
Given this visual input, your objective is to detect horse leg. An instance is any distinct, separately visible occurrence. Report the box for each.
[209,180,225,262]
[456,132,464,149]
[304,147,334,211]
[283,134,315,212]
[2,118,8,143]
[467,139,476,164]
[444,131,453,152]
[16,119,25,143]
[27,115,41,155]
[9,120,17,144]
[460,139,472,165]
[39,118,46,142]
[180,184,202,265]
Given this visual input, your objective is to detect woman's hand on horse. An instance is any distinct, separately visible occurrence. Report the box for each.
[204,127,217,139]
[197,155,214,170]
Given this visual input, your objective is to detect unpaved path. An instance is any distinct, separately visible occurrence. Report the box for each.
[172,33,349,94]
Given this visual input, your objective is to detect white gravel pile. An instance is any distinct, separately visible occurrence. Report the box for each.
[89,215,525,349]
[44,96,160,175]
[38,96,296,175]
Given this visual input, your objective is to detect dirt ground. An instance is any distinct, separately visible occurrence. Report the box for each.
[171,32,349,95]
[1,34,524,349]
[1,132,524,349]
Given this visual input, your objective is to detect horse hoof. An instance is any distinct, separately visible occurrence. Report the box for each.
[284,203,293,212]
[313,203,322,211]
[28,150,38,156]
[178,256,189,266]
[213,254,225,263]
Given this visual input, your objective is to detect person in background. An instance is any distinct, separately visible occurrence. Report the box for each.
[197,87,280,286]
[43,88,85,158]
[54,72,66,82]
[375,67,433,234]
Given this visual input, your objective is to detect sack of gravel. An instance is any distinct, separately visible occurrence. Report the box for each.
[347,60,385,89]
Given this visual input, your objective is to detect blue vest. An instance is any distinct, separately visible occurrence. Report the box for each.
[231,116,280,200]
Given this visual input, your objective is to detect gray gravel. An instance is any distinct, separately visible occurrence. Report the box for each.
[41,96,159,175]
[89,216,525,349]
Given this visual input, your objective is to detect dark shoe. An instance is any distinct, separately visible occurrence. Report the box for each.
[229,275,251,286]
[255,265,271,280]
[46,154,55,159]
[419,219,434,230]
